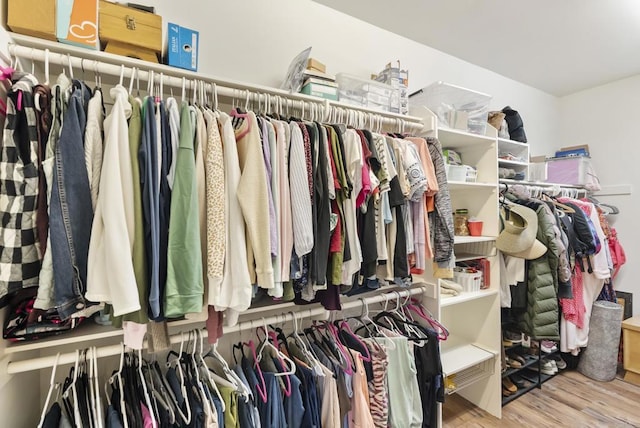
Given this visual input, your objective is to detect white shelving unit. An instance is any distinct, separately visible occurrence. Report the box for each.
[410,107,503,421]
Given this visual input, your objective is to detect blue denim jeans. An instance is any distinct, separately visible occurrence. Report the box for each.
[50,81,93,319]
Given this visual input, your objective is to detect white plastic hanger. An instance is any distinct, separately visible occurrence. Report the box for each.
[106,344,129,428]
[37,353,61,428]
[195,329,226,412]
[167,332,192,425]
[137,348,157,428]
[256,318,297,377]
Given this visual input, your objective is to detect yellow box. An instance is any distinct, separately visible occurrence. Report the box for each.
[99,0,162,62]
[7,0,57,41]
[307,58,326,74]
[622,316,640,384]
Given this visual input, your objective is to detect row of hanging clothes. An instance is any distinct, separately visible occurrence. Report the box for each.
[0,59,456,346]
[38,293,446,428]
[499,183,625,355]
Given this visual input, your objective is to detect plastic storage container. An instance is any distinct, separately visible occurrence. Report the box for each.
[336,73,397,112]
[446,164,476,182]
[410,81,492,135]
[453,268,483,292]
[546,156,594,186]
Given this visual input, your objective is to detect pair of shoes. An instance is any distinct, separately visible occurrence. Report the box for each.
[542,358,559,374]
[530,360,557,375]
[541,340,558,353]
[503,330,522,346]
[506,354,524,368]
[546,353,567,370]
[510,373,530,389]
[502,377,517,393]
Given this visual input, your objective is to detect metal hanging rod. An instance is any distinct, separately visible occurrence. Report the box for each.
[6,34,423,131]
[4,286,427,374]
[499,180,588,198]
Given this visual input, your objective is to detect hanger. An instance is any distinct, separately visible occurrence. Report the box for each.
[62,349,82,427]
[256,317,297,378]
[166,332,192,425]
[135,348,156,428]
[105,344,129,428]
[37,353,62,428]
[204,338,251,403]
[195,329,226,412]
[406,297,449,340]
[288,311,325,377]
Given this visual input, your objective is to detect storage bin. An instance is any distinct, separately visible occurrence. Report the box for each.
[546,156,596,186]
[99,0,162,63]
[453,269,482,292]
[410,81,492,135]
[336,73,396,112]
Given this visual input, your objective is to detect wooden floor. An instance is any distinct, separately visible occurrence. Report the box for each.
[443,370,640,427]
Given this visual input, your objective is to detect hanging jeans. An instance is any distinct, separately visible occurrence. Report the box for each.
[50,81,93,319]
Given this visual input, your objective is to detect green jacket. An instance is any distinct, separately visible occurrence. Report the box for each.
[165,102,204,317]
[519,201,561,339]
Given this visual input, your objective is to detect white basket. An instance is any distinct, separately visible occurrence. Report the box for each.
[453,269,482,292]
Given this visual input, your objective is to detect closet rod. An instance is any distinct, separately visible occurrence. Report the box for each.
[7,38,423,130]
[4,286,426,375]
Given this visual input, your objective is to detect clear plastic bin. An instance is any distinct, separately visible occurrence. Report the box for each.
[410,81,492,135]
[446,164,476,182]
[336,73,396,112]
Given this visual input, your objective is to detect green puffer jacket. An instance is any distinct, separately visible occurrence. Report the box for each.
[518,201,561,339]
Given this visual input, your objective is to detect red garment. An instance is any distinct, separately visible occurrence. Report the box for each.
[561,266,586,328]
[206,306,224,344]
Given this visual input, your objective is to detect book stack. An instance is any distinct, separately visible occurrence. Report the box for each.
[299,58,338,101]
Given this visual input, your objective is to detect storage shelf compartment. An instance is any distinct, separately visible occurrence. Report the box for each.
[454,240,496,260]
[448,181,497,190]
[454,235,496,244]
[497,137,529,150]
[442,344,496,395]
[502,354,540,377]
[498,159,528,167]
[441,289,498,307]
[438,128,496,149]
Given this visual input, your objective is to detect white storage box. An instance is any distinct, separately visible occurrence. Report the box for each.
[446,164,477,182]
[453,269,483,292]
[337,73,397,112]
[410,81,492,135]
[546,156,596,186]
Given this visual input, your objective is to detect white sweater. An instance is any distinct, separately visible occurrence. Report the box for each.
[86,85,140,316]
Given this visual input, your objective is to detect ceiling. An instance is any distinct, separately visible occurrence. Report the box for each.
[313,0,640,96]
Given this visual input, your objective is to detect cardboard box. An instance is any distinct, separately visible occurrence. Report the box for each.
[307,58,326,73]
[99,0,162,62]
[7,0,57,41]
[300,82,338,101]
[167,23,199,71]
[57,0,99,49]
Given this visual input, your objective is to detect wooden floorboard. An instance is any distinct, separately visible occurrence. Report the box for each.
[443,370,640,427]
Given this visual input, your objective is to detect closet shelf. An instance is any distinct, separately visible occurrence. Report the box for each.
[454,236,496,245]
[441,289,498,308]
[442,344,496,395]
[499,178,585,189]
[3,313,208,355]
[498,159,528,167]
[441,343,496,377]
[497,138,529,151]
[455,252,492,262]
[437,128,496,149]
[8,33,424,126]
[448,181,497,191]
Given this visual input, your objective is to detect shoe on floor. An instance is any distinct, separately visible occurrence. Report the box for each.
[502,377,517,393]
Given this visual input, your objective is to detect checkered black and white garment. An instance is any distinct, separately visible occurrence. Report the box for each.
[0,73,41,303]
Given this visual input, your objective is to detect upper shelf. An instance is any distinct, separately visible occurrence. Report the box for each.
[454,236,496,244]
[8,33,425,125]
[448,181,497,191]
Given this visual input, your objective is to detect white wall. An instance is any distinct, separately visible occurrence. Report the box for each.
[559,76,638,315]
[148,0,559,155]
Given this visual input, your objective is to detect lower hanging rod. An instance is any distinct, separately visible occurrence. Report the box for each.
[4,286,427,374]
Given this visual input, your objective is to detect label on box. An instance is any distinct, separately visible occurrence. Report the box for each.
[57,0,98,49]
[167,22,199,71]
